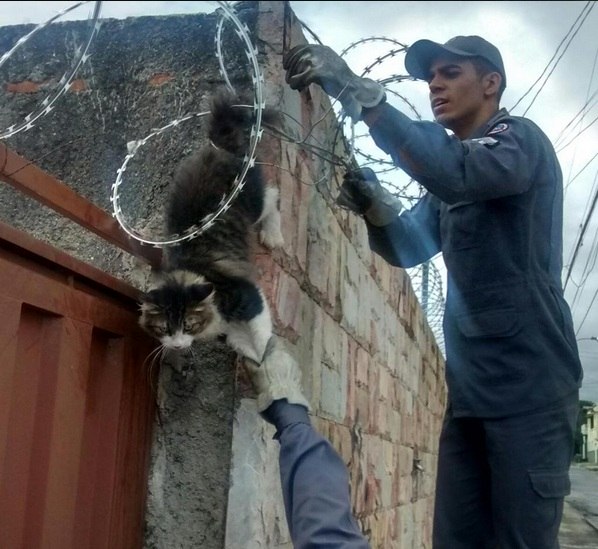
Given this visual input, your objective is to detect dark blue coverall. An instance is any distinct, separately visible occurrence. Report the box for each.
[362,102,583,548]
[263,400,370,548]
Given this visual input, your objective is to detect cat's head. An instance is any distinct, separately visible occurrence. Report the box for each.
[139,270,220,350]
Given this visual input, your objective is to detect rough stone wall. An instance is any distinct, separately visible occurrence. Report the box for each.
[225,3,447,549]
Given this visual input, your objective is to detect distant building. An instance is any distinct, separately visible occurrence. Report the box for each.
[581,404,598,463]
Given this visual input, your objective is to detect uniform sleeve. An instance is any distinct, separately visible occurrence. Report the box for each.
[366,103,541,204]
[264,401,370,549]
[366,192,442,268]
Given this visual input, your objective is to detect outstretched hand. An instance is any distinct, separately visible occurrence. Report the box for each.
[243,335,311,413]
[283,44,356,96]
[337,167,380,214]
[283,44,386,123]
[337,167,403,226]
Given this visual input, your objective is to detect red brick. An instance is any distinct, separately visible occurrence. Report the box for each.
[6,80,43,93]
[148,73,174,87]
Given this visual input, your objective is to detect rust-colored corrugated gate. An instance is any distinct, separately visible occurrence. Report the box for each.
[0,144,160,549]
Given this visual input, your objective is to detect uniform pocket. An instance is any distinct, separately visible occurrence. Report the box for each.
[529,469,571,498]
[525,469,570,540]
[444,201,483,251]
[456,307,521,338]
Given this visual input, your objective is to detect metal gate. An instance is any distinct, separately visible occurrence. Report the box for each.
[0,144,159,548]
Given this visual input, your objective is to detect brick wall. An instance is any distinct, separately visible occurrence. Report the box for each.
[225,3,447,548]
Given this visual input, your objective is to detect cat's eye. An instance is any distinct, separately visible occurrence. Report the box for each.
[183,320,203,332]
[151,324,169,336]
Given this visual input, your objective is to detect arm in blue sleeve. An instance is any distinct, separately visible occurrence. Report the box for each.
[263,400,370,549]
[366,192,442,268]
[365,103,540,204]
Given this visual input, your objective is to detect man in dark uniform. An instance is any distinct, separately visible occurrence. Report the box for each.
[283,35,583,548]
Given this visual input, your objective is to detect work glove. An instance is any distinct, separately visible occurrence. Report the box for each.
[244,335,311,413]
[283,44,386,123]
[337,167,403,226]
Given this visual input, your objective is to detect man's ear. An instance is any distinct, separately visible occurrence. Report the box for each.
[484,72,502,98]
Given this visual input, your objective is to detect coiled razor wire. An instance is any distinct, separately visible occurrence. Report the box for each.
[0,1,102,140]
[291,27,446,352]
[336,37,426,205]
[110,0,265,248]
[406,262,446,353]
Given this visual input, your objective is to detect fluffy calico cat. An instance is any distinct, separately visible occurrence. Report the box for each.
[138,89,283,363]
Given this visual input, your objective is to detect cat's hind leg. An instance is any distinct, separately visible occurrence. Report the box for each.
[258,185,284,249]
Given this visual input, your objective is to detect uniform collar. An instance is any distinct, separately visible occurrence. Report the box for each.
[469,108,510,139]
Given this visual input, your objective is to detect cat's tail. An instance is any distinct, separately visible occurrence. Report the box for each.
[208,88,280,156]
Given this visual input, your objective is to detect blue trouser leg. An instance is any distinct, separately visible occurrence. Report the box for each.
[485,393,578,548]
[433,410,497,549]
[433,392,578,549]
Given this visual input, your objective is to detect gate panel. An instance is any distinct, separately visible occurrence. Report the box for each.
[0,228,156,549]
[40,318,93,549]
[1,307,63,548]
[0,300,21,485]
[73,332,125,549]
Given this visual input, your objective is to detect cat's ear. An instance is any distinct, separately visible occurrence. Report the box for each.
[147,270,168,290]
[139,289,163,312]
[189,283,215,303]
[143,288,162,302]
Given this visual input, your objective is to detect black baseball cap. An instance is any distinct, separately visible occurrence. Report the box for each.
[405,35,506,88]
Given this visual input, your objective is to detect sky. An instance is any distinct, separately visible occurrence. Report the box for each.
[1,1,597,403]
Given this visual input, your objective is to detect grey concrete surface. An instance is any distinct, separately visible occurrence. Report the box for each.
[559,463,598,548]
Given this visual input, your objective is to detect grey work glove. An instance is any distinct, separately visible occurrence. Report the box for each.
[244,335,311,413]
[283,44,386,123]
[337,167,403,227]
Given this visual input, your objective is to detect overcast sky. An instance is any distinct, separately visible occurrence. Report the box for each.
[1,1,597,402]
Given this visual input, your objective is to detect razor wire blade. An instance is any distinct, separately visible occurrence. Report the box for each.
[0,1,102,140]
[110,0,265,248]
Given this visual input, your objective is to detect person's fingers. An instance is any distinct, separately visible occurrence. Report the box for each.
[282,44,310,69]
[336,185,361,211]
[286,68,319,90]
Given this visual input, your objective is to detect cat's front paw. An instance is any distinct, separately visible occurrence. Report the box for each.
[260,227,284,249]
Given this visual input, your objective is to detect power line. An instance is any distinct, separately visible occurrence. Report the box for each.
[564,172,598,291]
[510,1,595,113]
[521,3,595,117]
[553,37,598,151]
[575,284,598,335]
[569,204,598,312]
[554,88,598,150]
[565,153,598,189]
[556,113,598,153]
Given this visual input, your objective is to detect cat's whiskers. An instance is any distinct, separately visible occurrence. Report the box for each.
[144,343,167,394]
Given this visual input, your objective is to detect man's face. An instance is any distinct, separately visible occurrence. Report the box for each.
[426,54,489,137]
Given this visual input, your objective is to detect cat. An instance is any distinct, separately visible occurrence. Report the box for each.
[138,88,284,363]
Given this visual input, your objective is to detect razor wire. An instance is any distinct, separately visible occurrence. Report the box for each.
[293,26,446,352]
[110,0,265,248]
[406,262,446,353]
[0,1,103,140]
[1,1,266,248]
